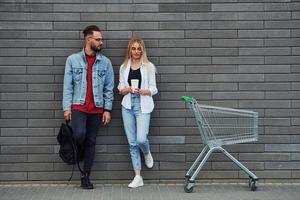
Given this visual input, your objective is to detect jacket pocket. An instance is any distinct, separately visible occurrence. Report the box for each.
[73,68,83,82]
[97,69,106,78]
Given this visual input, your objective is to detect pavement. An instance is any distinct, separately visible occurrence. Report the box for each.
[0,182,300,200]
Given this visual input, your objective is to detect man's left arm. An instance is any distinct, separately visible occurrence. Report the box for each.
[102,60,114,125]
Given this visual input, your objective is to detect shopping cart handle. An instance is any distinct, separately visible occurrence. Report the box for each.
[180,96,194,103]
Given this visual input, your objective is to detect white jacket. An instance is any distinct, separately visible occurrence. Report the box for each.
[118,60,158,113]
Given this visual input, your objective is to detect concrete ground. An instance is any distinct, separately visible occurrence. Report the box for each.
[0,182,299,200]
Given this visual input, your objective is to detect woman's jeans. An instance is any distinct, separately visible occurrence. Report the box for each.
[71,111,101,174]
[122,94,151,170]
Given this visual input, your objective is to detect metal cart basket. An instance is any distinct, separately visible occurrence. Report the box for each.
[181,96,259,193]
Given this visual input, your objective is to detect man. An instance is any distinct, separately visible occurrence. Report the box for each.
[63,25,114,189]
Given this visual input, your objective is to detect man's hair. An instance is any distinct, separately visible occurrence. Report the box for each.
[83,25,101,38]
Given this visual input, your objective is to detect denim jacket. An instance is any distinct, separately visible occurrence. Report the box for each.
[63,49,114,111]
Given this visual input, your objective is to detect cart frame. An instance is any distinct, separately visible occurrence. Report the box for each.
[181,96,259,193]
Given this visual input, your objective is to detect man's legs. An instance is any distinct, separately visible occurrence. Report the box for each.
[71,111,101,189]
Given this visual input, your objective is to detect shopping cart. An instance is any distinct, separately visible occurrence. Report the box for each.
[181,96,259,193]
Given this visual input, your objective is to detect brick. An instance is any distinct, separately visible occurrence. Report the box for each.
[107,22,158,30]
[107,4,158,12]
[27,31,79,39]
[265,38,300,47]
[156,66,185,74]
[265,162,300,170]
[212,162,264,170]
[213,92,264,100]
[81,13,134,21]
[264,3,292,11]
[239,47,291,56]
[239,170,291,179]
[212,3,264,11]
[160,39,210,47]
[238,30,290,38]
[1,146,53,154]
[159,22,211,30]
[0,66,26,74]
[1,93,54,101]
[265,126,300,135]
[28,119,62,128]
[0,155,27,163]
[0,137,27,145]
[27,48,78,57]
[0,119,27,128]
[187,12,237,20]
[265,74,300,82]
[159,4,211,12]
[160,92,212,100]
[28,137,57,145]
[133,13,185,21]
[238,65,290,73]
[265,144,300,152]
[265,108,300,117]
[0,172,27,181]
[0,39,52,48]
[239,83,290,91]
[53,22,106,30]
[1,75,55,83]
[159,127,199,136]
[239,153,290,161]
[0,22,52,30]
[212,39,263,47]
[1,128,54,136]
[265,56,300,64]
[133,31,184,39]
[212,21,263,29]
[0,3,53,12]
[53,4,106,12]
[187,83,238,91]
[292,153,300,160]
[160,57,211,65]
[28,84,62,92]
[238,12,291,20]
[187,48,238,56]
[0,31,27,38]
[186,65,238,73]
[160,74,212,83]
[0,48,26,56]
[0,163,53,172]
[0,57,53,66]
[213,74,264,82]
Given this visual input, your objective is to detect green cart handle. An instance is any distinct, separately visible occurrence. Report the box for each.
[180,96,194,104]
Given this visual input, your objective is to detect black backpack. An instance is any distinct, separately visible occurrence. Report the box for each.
[57,121,83,181]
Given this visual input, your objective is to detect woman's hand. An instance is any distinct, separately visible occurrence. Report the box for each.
[138,89,151,96]
[120,87,131,95]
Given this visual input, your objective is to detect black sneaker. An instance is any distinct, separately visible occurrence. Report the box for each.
[80,174,94,189]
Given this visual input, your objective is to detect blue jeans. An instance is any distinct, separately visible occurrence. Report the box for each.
[122,94,151,170]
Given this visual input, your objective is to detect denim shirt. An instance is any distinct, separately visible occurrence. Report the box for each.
[63,49,114,111]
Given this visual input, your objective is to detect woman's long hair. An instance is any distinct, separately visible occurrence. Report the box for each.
[122,36,149,67]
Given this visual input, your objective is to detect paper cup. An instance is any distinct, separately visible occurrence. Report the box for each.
[131,79,139,89]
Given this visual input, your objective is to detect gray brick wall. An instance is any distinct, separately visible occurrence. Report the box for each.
[0,0,299,182]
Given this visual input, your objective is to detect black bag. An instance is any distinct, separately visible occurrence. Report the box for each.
[57,121,83,181]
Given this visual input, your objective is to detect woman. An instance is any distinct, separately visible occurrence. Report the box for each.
[118,37,158,188]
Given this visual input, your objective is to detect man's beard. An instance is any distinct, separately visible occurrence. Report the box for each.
[92,45,101,53]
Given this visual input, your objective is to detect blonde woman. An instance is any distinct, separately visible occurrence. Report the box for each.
[118,37,158,188]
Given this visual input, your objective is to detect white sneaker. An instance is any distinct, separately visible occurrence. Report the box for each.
[128,175,144,188]
[144,152,153,168]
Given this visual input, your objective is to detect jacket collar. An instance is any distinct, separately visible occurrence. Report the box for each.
[80,48,102,62]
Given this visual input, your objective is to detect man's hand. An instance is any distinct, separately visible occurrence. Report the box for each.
[64,110,72,121]
[102,111,111,126]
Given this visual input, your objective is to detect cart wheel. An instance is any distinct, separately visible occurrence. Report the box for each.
[248,177,252,187]
[250,180,257,191]
[184,182,194,193]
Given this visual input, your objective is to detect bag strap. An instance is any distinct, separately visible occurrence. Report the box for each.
[65,120,84,182]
